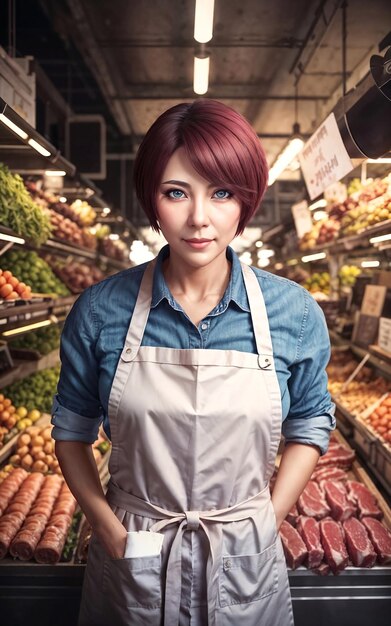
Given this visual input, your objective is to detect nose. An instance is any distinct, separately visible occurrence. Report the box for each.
[187,195,210,228]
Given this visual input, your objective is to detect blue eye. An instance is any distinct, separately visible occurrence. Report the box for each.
[165,189,185,199]
[213,189,232,199]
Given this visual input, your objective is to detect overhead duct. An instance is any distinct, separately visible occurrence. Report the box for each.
[334,44,391,159]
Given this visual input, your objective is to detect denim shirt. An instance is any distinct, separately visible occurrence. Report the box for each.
[51,244,335,455]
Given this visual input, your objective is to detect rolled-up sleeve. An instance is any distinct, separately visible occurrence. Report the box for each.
[51,287,103,443]
[282,293,336,455]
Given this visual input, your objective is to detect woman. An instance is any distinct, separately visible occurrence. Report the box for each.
[52,99,335,626]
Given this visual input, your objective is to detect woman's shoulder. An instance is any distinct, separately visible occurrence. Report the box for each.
[249,265,322,321]
[72,262,149,321]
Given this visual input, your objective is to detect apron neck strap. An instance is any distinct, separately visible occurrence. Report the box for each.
[124,258,157,355]
[240,263,274,357]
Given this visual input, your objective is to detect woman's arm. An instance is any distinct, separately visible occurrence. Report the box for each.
[55,441,127,558]
[271,442,320,530]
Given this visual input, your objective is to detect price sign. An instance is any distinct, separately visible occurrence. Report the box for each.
[298,113,354,200]
[361,285,387,318]
[378,317,391,354]
[291,200,313,239]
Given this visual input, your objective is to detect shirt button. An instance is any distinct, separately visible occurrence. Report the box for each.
[224,559,232,570]
[126,347,132,353]
[201,323,208,331]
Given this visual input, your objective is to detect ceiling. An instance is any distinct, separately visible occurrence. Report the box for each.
[1,0,390,235]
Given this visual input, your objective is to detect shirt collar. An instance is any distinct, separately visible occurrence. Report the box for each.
[150,244,250,313]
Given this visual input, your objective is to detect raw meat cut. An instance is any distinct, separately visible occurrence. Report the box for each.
[34,482,76,564]
[0,472,44,559]
[312,467,348,483]
[297,481,330,519]
[361,518,391,564]
[323,481,356,521]
[347,481,383,519]
[10,474,63,560]
[311,561,331,576]
[316,444,355,469]
[319,518,349,573]
[343,517,377,567]
[286,504,299,527]
[296,516,323,568]
[279,520,307,569]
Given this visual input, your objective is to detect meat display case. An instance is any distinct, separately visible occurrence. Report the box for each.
[0,559,390,626]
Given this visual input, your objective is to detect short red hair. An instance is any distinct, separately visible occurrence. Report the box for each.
[133,99,268,235]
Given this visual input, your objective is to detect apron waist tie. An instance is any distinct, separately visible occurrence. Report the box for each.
[106,480,271,626]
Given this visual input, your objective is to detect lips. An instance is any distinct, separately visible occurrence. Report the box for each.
[184,238,213,243]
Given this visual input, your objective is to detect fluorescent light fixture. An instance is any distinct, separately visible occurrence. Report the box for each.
[367,158,391,163]
[268,133,305,186]
[102,207,111,215]
[361,260,380,268]
[255,240,263,248]
[309,198,327,211]
[301,252,327,263]
[59,196,67,203]
[258,248,275,258]
[194,0,215,43]
[109,234,119,240]
[370,233,391,244]
[28,138,51,157]
[2,319,52,337]
[0,113,28,140]
[44,170,66,177]
[0,233,25,244]
[193,56,210,95]
[257,257,270,268]
[313,210,328,221]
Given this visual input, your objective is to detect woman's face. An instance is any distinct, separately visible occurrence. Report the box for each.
[156,147,242,270]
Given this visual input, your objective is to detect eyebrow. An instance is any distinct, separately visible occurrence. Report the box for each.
[161,179,215,189]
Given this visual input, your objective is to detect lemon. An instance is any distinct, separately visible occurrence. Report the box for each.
[28,409,41,423]
[16,419,26,431]
[23,418,33,427]
[16,406,28,419]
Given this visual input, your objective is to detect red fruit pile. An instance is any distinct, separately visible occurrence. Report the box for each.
[0,269,32,300]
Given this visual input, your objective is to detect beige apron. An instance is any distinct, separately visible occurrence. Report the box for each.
[78,257,294,626]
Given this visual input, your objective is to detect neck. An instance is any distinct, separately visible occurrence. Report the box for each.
[163,248,231,302]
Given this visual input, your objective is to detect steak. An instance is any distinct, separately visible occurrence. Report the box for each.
[286,504,299,527]
[316,444,355,469]
[342,517,377,567]
[361,517,391,564]
[312,467,348,483]
[319,518,349,574]
[323,480,356,521]
[296,516,324,568]
[297,481,331,519]
[346,481,383,519]
[279,520,307,569]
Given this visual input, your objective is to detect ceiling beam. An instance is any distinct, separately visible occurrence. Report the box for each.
[112,85,328,100]
[63,0,133,136]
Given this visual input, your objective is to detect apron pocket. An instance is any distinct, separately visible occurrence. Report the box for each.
[103,554,162,609]
[219,540,278,607]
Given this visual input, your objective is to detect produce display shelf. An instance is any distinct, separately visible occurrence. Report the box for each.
[290,218,391,261]
[329,329,391,381]
[41,237,97,260]
[0,224,131,270]
[0,295,77,333]
[0,347,60,389]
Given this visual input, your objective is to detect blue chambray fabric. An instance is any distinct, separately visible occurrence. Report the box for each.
[51,244,335,454]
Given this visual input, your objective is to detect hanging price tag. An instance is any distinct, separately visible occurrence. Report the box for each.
[299,113,354,200]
